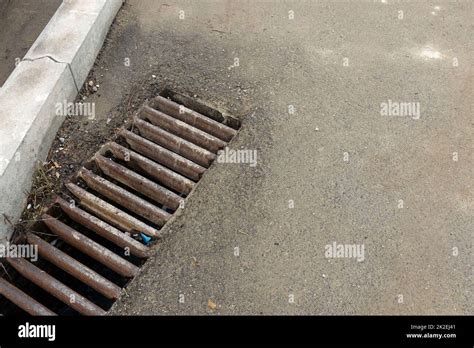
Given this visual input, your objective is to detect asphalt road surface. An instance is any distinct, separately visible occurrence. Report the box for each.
[75,0,472,315]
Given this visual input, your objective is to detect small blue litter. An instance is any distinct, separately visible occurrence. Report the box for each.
[140,233,152,245]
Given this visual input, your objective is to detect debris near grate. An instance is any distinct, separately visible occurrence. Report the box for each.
[0,92,240,315]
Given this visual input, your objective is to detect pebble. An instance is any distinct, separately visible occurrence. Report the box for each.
[59,137,65,143]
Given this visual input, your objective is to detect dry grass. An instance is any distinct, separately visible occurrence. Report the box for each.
[21,162,55,224]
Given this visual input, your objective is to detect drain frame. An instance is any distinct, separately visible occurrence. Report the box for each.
[0,90,241,316]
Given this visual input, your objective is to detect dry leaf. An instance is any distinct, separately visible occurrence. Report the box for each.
[207,299,217,310]
[191,256,199,267]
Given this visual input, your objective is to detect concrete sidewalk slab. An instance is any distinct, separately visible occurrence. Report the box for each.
[0,0,62,86]
[25,0,123,88]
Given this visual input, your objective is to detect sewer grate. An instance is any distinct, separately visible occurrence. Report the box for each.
[0,92,240,315]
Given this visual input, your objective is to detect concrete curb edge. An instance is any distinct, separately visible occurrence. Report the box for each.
[0,0,123,244]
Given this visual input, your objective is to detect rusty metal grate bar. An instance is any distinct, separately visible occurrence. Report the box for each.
[0,93,240,315]
[0,277,56,316]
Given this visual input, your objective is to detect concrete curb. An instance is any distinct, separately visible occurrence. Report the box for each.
[0,0,123,244]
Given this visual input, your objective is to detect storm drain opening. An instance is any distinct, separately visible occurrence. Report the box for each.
[0,91,240,315]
